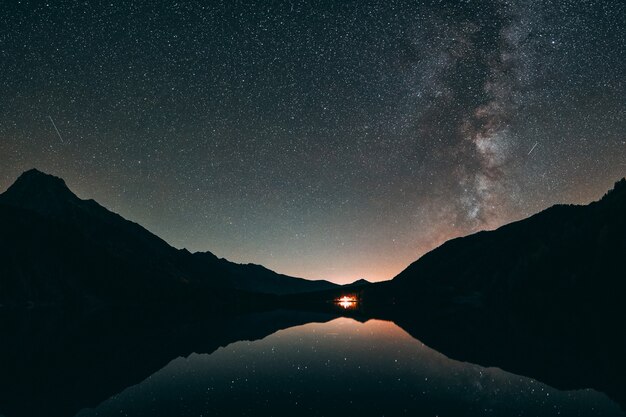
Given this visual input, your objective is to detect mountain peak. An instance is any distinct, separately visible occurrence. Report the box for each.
[348,278,371,286]
[14,168,69,188]
[0,169,80,214]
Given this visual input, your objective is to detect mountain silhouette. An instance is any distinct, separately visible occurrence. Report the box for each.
[382,177,626,313]
[0,169,337,308]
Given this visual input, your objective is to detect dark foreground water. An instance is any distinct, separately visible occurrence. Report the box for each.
[74,317,623,417]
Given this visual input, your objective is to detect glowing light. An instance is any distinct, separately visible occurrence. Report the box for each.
[335,295,358,309]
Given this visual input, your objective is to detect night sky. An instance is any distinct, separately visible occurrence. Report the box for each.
[1,1,624,283]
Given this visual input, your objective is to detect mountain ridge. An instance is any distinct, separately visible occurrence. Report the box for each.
[391,176,626,288]
[0,169,338,307]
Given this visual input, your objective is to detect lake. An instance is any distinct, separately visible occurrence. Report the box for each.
[73,316,623,417]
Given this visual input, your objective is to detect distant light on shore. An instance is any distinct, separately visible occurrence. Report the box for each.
[336,296,358,309]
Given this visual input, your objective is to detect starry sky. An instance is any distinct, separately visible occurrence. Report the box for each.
[1,0,625,283]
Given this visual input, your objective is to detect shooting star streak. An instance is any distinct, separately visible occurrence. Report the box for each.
[48,116,65,143]
[527,142,538,156]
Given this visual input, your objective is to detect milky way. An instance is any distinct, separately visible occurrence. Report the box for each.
[1,1,625,283]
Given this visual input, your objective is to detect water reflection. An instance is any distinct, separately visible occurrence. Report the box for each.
[335,295,358,309]
[76,318,623,417]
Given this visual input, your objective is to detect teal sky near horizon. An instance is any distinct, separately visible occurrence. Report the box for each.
[1,1,625,283]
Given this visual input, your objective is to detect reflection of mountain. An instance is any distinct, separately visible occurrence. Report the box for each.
[1,311,621,417]
[0,308,339,417]
[0,169,337,308]
[80,317,623,417]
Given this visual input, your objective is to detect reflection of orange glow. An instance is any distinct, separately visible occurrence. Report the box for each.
[335,296,358,309]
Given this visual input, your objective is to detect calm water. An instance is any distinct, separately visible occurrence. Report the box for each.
[73,317,623,417]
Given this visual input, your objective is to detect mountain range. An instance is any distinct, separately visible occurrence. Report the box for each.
[0,169,339,308]
[2,168,625,314]
[365,175,626,321]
